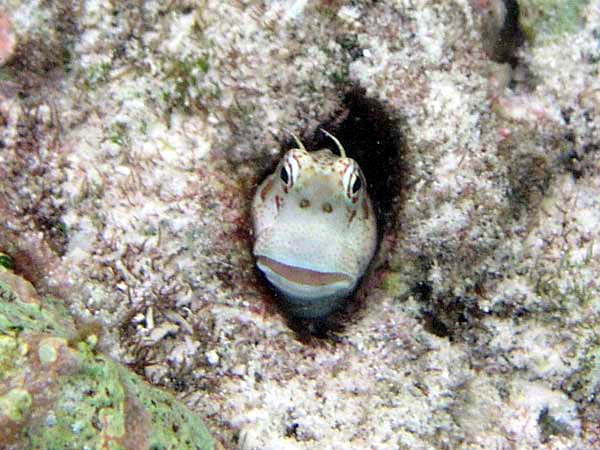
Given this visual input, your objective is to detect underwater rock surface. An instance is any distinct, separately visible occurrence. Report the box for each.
[1,0,600,448]
[0,268,216,450]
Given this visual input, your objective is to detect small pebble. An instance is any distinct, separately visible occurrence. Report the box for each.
[205,350,219,366]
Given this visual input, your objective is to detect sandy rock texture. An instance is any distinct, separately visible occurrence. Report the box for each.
[1,0,599,449]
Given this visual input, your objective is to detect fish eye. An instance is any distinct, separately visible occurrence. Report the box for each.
[280,165,290,185]
[279,152,300,188]
[343,163,364,200]
[351,175,362,194]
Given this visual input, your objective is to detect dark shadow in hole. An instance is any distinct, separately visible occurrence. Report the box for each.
[489,1,540,95]
[491,0,525,66]
[308,88,405,239]
[420,293,484,342]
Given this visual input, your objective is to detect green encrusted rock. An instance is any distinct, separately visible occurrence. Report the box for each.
[0,267,217,450]
[0,269,77,340]
[519,0,589,43]
[0,389,32,422]
[0,253,15,270]
[380,271,411,299]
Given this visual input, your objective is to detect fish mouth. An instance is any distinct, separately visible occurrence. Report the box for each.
[256,256,352,287]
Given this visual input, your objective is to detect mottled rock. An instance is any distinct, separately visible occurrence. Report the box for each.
[1,0,600,448]
[0,10,15,65]
[0,267,216,450]
[519,0,590,43]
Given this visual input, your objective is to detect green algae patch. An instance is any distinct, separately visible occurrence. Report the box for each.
[118,364,215,450]
[381,271,411,299]
[26,349,128,450]
[519,0,589,44]
[37,337,66,365]
[26,348,215,450]
[0,293,71,337]
[0,334,25,379]
[0,268,217,449]
[0,253,15,270]
[0,268,77,340]
[0,388,32,422]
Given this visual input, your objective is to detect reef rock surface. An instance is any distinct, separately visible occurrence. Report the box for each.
[1,0,599,449]
[0,267,217,449]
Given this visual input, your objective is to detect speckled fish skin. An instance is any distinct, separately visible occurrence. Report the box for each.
[252,143,377,319]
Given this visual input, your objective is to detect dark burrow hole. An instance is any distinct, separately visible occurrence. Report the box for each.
[253,87,405,338]
[490,0,525,66]
[303,87,404,237]
[486,0,542,95]
[424,297,483,343]
[285,422,300,439]
[414,275,484,342]
[538,407,574,443]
